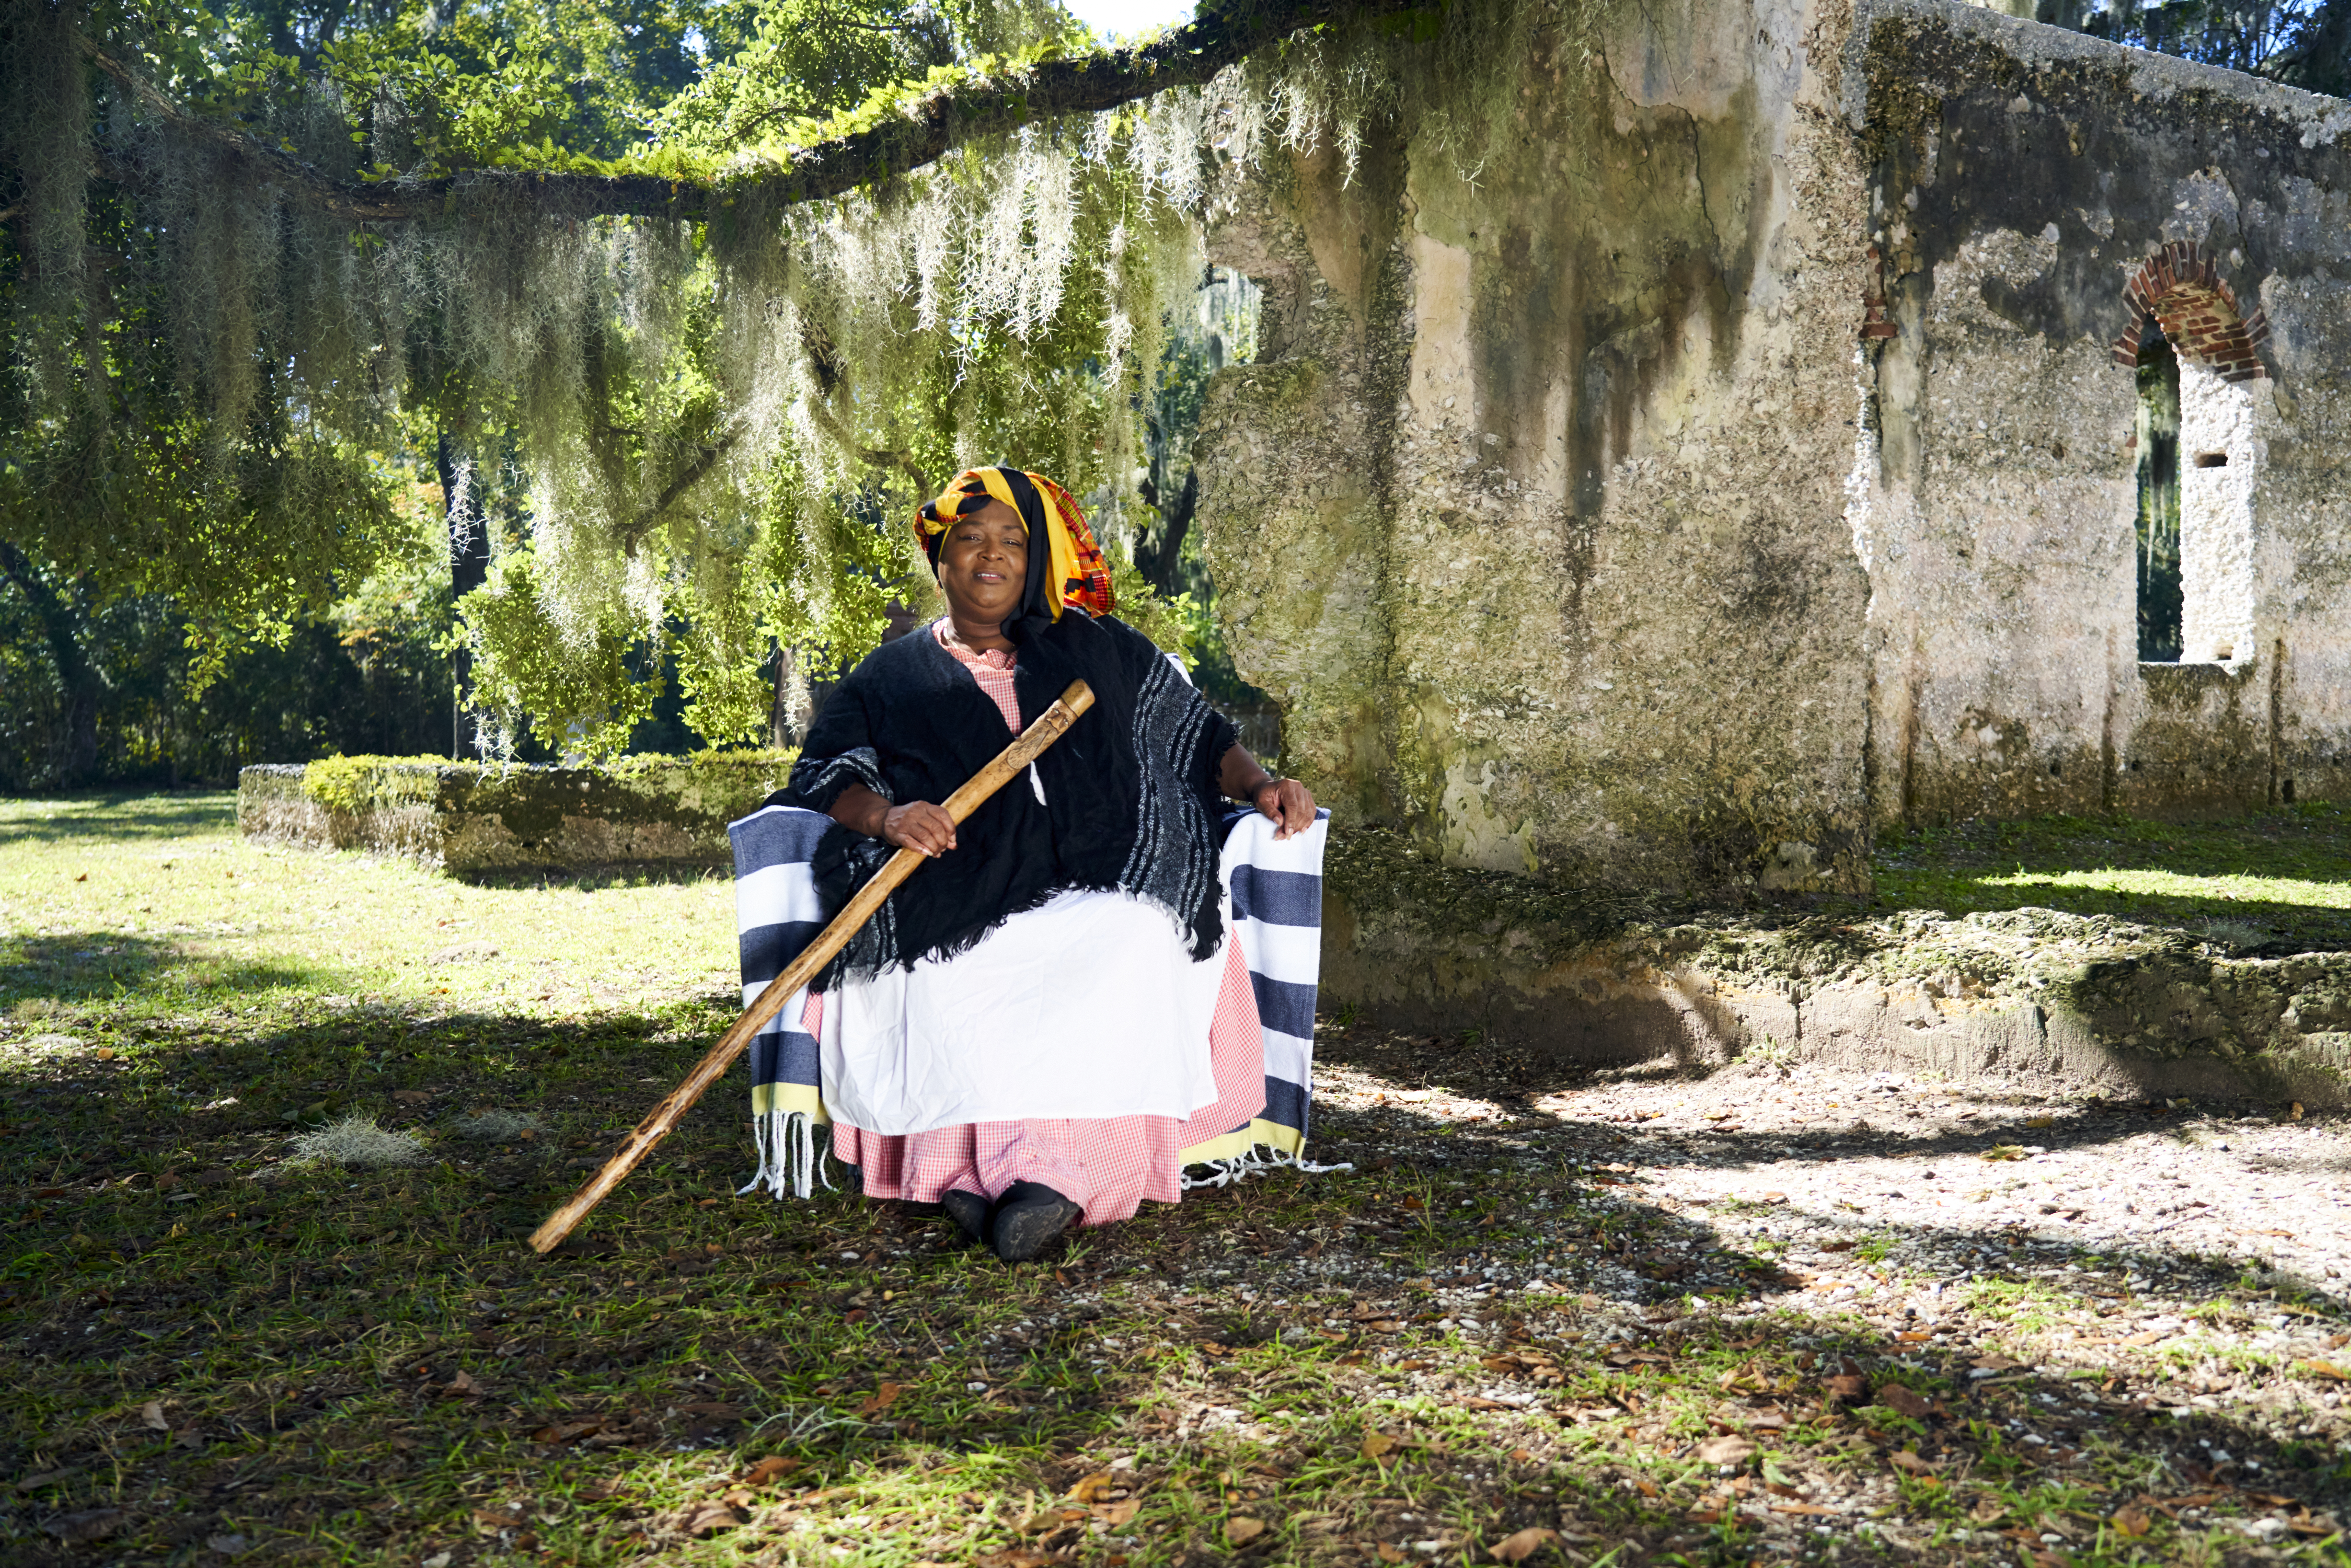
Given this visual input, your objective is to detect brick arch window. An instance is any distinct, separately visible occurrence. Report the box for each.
[2107,241,2271,382]
[2109,243,2266,666]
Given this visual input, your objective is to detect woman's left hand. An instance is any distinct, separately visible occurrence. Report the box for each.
[1254,776,1317,840]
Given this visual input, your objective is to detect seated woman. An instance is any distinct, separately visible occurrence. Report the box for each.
[780,466,1315,1263]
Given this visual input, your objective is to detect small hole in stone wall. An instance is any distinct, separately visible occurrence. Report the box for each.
[2194,452,2229,468]
[2284,778,2296,804]
[2129,759,2143,771]
[2048,762,2062,777]
[2050,441,2067,459]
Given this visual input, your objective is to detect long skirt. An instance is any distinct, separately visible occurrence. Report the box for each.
[806,898,1266,1225]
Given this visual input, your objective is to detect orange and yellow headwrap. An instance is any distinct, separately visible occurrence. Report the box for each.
[914,467,1115,623]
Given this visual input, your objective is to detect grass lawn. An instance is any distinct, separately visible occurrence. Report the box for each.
[1874,802,2351,952]
[3,793,2348,1566]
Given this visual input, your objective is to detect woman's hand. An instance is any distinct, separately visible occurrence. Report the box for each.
[830,783,957,857]
[880,801,958,857]
[1219,743,1316,841]
[1250,776,1317,840]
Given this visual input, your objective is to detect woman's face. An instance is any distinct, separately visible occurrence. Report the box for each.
[936,498,1029,625]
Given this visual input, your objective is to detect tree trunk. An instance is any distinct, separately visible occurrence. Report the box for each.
[1136,466,1198,601]
[0,540,102,783]
[437,431,492,758]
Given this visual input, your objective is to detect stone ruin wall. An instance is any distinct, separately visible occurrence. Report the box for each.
[1853,2,2351,828]
[1195,0,2351,898]
[1194,0,1881,897]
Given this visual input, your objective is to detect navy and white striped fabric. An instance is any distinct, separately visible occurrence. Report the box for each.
[727,803,1331,1197]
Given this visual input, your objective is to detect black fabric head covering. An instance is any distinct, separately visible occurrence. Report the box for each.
[917,466,1056,646]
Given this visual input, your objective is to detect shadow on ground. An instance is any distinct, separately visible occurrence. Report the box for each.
[4,996,2348,1565]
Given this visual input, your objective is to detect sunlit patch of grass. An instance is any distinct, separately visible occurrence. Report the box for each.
[1978,865,2351,913]
[1873,800,2351,951]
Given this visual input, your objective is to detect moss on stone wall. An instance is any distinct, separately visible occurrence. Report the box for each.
[1324,812,2351,1104]
[239,752,796,873]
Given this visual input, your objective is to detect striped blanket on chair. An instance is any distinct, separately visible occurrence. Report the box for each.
[728,803,1334,1200]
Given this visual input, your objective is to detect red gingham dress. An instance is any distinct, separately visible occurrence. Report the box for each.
[812,621,1266,1225]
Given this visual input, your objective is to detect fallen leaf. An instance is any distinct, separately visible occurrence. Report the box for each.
[1490,1526,1561,1563]
[2301,1360,2348,1381]
[1094,1498,1142,1526]
[1821,1374,1868,1402]
[2123,1331,2167,1347]
[529,1419,604,1445]
[206,1534,252,1557]
[1397,1358,1433,1371]
[1455,1397,1512,1411]
[1770,1502,1836,1516]
[1198,1341,1231,1357]
[444,1369,482,1397]
[1362,1432,1398,1460]
[1225,1515,1266,1545]
[855,1383,902,1416]
[1694,1436,1756,1467]
[660,1499,748,1538]
[42,1508,126,1542]
[140,1399,169,1432]
[1377,1546,1406,1564]
[1970,1355,2024,1371]
[1368,1318,1403,1333]
[1508,1448,1535,1464]
[1066,1471,1115,1504]
[1888,1450,1938,1475]
[1875,1384,1932,1420]
[15,1468,83,1493]
[741,1456,800,1486]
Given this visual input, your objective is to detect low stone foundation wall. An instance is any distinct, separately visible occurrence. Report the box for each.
[237,754,794,874]
[1322,827,2351,1106]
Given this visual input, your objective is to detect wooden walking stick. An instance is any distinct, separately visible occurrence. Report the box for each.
[528,679,1098,1254]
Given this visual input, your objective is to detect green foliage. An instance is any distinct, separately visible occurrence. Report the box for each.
[301,754,451,815]
[4,0,1581,764]
[460,550,662,760]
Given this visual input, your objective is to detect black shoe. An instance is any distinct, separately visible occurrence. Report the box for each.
[990,1181,1080,1262]
[941,1188,992,1244]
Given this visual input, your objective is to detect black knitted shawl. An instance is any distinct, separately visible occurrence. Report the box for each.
[777,610,1239,983]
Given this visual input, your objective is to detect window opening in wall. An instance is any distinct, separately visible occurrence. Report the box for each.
[2135,328,2183,663]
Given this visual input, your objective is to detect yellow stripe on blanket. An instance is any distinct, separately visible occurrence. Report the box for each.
[750,1082,828,1122]
[1179,1117,1305,1167]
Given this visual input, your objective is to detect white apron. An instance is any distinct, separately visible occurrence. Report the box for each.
[819,887,1226,1136]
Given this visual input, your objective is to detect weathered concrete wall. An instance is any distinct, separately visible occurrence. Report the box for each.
[237,756,793,873]
[1848,0,2351,825]
[1195,0,1880,896]
[1194,0,2351,903]
[1322,826,2351,1105]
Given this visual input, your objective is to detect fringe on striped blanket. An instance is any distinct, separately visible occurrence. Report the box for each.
[727,804,1342,1201]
